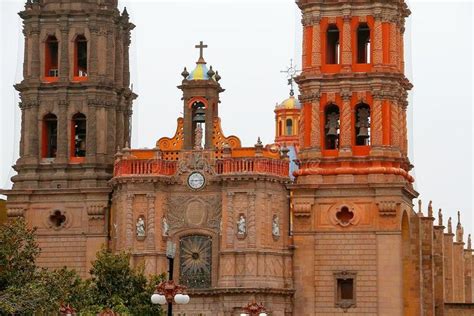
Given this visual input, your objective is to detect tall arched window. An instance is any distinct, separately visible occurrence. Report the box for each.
[45,35,59,77]
[72,113,86,157]
[357,23,371,64]
[326,25,340,64]
[286,119,293,136]
[74,35,88,77]
[355,103,371,146]
[42,113,57,158]
[325,104,340,149]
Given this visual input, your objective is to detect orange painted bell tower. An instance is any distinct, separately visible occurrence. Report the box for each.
[291,1,420,315]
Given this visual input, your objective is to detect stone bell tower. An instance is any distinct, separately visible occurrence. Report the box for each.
[3,0,136,276]
[291,0,419,315]
[179,41,224,150]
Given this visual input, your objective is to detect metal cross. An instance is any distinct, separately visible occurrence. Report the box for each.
[195,41,208,61]
[280,59,300,96]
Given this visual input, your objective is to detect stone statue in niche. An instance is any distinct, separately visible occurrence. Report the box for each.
[136,217,145,238]
[162,217,169,237]
[272,215,280,238]
[237,214,246,236]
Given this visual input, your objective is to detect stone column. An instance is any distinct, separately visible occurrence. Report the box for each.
[30,28,40,79]
[86,101,97,164]
[247,192,256,248]
[311,16,322,73]
[341,15,352,72]
[464,249,472,303]
[59,21,69,82]
[453,241,465,302]
[433,225,445,316]
[310,96,321,150]
[125,193,134,250]
[225,192,235,248]
[421,216,435,316]
[115,29,124,87]
[340,91,352,155]
[29,103,39,158]
[22,30,28,78]
[146,193,156,251]
[400,102,408,156]
[391,101,401,149]
[444,231,455,302]
[123,31,131,88]
[373,15,383,67]
[371,94,383,149]
[89,26,99,79]
[56,100,68,161]
[389,21,398,67]
[106,28,115,81]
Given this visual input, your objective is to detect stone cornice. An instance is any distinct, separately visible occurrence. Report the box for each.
[188,287,295,297]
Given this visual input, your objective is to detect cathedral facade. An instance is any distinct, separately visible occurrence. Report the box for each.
[2,0,473,315]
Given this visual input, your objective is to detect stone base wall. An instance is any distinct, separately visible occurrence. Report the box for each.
[445,303,474,316]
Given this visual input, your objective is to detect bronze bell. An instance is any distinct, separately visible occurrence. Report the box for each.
[357,127,369,138]
[193,107,206,123]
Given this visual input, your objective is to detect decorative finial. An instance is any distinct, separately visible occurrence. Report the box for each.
[438,208,443,226]
[448,217,452,234]
[468,234,472,250]
[122,7,129,17]
[456,211,464,243]
[427,201,433,217]
[256,137,263,146]
[195,41,208,64]
[215,71,221,82]
[418,200,423,216]
[280,59,300,97]
[181,67,189,79]
[207,66,215,78]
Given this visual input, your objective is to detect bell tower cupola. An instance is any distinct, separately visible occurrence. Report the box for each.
[179,41,224,150]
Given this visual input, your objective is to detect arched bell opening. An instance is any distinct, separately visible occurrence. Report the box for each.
[324,104,340,150]
[355,103,371,146]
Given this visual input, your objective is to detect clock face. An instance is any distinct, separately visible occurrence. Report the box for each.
[187,172,205,190]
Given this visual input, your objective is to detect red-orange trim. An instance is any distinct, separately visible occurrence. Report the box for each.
[187,97,208,109]
[72,76,88,82]
[294,165,414,182]
[43,76,59,83]
[382,22,391,64]
[303,102,312,147]
[303,25,313,69]
[69,157,85,164]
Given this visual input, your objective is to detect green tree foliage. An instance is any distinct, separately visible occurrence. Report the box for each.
[0,218,164,315]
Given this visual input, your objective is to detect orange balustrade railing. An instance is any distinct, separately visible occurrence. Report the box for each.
[216,158,289,177]
[114,159,177,177]
[114,157,289,178]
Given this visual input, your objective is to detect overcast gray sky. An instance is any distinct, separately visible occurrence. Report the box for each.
[0,0,472,236]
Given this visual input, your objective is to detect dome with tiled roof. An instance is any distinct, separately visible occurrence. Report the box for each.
[187,63,212,81]
[276,95,301,110]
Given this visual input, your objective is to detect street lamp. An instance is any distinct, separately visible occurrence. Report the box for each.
[151,241,190,315]
[240,301,268,316]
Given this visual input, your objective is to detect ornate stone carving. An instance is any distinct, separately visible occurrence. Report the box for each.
[377,201,398,217]
[7,207,25,218]
[293,203,311,217]
[371,98,383,146]
[329,205,360,227]
[87,204,106,220]
[166,195,221,232]
[177,152,215,176]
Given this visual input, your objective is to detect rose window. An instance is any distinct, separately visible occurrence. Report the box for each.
[179,235,212,288]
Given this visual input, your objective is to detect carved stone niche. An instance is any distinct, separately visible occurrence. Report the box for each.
[377,201,399,217]
[334,271,357,311]
[329,204,360,227]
